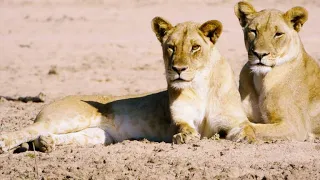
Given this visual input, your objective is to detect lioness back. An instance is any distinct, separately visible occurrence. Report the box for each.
[0,89,175,153]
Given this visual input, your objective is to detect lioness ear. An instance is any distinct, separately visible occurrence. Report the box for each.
[199,20,222,44]
[284,7,308,32]
[234,1,256,27]
[151,17,173,43]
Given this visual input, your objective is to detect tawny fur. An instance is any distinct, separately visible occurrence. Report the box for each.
[0,18,254,153]
[152,17,254,144]
[235,1,320,141]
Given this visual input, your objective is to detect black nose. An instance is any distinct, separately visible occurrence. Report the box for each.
[172,65,188,74]
[252,51,270,60]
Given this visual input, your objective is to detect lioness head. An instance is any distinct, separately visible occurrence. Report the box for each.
[234,1,308,74]
[151,17,222,89]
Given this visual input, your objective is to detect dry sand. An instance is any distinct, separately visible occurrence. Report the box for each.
[0,0,320,179]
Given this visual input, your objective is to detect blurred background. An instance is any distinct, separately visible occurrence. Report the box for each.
[0,0,319,101]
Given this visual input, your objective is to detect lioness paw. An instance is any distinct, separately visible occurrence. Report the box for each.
[172,132,200,144]
[36,135,55,153]
[0,141,6,154]
[0,135,9,153]
[227,124,256,143]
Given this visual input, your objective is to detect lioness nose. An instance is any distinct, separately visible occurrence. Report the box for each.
[172,65,188,74]
[253,51,270,60]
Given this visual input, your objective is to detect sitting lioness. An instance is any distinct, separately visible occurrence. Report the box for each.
[234,1,320,141]
[0,17,253,153]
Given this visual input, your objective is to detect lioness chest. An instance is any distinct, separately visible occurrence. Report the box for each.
[170,88,207,131]
[255,62,311,124]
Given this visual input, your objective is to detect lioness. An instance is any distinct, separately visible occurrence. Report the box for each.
[0,17,253,153]
[235,1,320,141]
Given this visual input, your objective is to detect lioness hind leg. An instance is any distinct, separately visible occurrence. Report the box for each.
[35,127,112,153]
[250,122,302,141]
[0,123,44,153]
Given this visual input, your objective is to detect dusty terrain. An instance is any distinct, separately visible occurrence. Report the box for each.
[0,0,320,179]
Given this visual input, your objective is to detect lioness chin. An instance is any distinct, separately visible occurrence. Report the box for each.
[235,1,320,141]
[0,17,253,153]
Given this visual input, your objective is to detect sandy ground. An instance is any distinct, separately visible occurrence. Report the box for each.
[0,0,320,179]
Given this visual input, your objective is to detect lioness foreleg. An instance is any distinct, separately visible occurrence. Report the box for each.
[170,99,202,144]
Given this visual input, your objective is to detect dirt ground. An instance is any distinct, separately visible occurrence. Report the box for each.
[0,0,320,179]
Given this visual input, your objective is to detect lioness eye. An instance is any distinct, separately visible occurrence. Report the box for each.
[167,44,175,53]
[249,29,257,35]
[191,45,201,52]
[274,32,284,38]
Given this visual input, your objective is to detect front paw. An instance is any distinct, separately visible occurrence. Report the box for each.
[227,124,256,143]
[172,132,200,144]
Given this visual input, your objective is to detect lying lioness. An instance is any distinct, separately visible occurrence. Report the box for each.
[0,17,253,153]
[235,1,320,141]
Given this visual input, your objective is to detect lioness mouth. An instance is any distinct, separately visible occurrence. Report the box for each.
[252,62,268,67]
[173,77,192,82]
[253,62,274,68]
[174,78,186,82]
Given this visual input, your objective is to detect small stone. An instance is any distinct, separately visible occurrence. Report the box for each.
[48,66,58,75]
